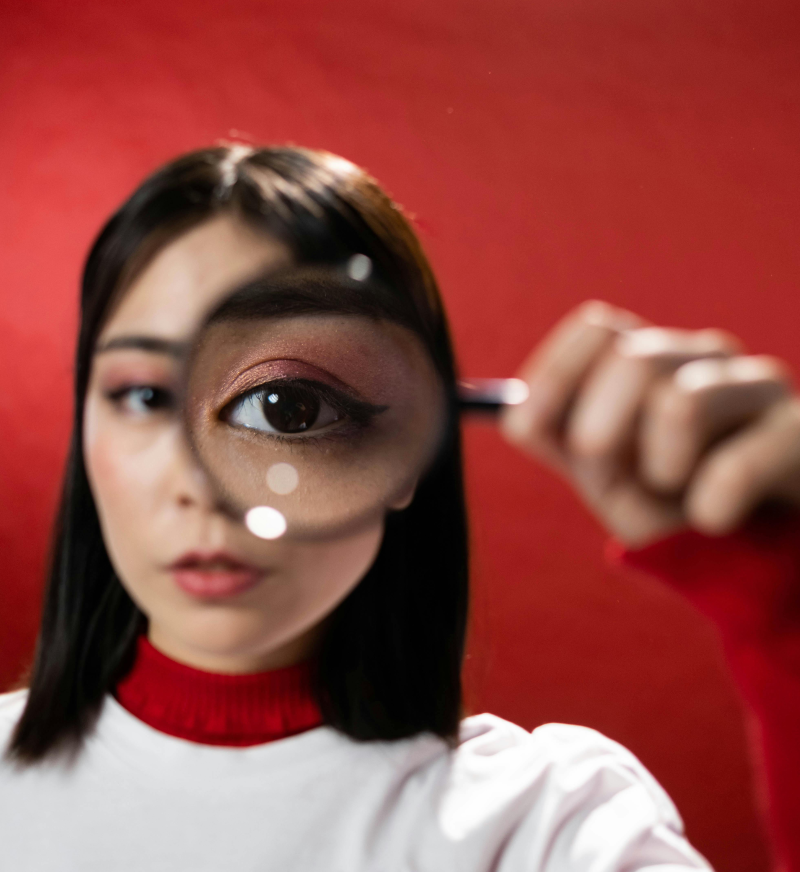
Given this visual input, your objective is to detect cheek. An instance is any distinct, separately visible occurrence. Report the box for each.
[243,524,385,649]
[83,396,176,559]
[287,523,385,620]
[315,524,384,595]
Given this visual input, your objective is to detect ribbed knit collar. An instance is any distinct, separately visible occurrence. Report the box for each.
[114,635,323,746]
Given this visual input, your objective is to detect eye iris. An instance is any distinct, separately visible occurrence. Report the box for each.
[262,387,320,433]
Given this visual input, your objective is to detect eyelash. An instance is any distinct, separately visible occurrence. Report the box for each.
[106,385,176,414]
[222,378,387,443]
[104,379,385,442]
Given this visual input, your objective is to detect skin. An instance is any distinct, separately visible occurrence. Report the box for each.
[85,214,800,675]
[501,300,800,548]
[84,214,420,673]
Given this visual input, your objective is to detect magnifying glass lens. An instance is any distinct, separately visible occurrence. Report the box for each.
[182,266,446,541]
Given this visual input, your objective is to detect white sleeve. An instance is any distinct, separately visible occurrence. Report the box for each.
[437,716,713,871]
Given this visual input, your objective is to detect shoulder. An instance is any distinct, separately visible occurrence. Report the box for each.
[426,713,709,869]
[0,690,27,752]
[456,712,651,774]
[451,713,678,815]
[456,713,670,787]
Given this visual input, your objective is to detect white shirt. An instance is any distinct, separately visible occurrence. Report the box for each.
[0,690,711,871]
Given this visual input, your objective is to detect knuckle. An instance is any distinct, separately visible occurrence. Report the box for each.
[696,327,744,355]
[579,299,643,332]
[559,300,612,337]
[674,357,727,393]
[617,326,742,364]
[731,354,793,386]
[615,326,667,359]
[674,355,792,401]
[577,299,612,322]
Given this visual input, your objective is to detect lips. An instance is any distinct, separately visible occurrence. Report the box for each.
[169,551,265,598]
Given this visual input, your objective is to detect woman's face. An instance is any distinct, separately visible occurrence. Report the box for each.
[83,214,437,673]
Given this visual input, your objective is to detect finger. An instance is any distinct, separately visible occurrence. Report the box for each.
[640,356,793,493]
[685,397,800,535]
[576,472,687,548]
[566,327,742,463]
[501,300,645,467]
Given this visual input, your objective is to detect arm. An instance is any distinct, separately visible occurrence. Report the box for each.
[608,508,800,872]
[500,300,800,871]
[448,717,712,871]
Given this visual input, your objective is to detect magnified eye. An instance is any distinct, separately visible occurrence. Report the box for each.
[225,381,344,434]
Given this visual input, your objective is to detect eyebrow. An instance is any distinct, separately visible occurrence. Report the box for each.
[95,336,187,358]
[209,269,415,331]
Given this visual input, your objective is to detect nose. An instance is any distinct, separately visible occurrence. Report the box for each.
[171,429,219,512]
[176,464,216,509]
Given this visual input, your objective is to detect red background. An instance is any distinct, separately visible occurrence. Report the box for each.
[2,1,799,869]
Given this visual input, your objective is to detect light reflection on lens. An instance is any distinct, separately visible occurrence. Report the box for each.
[346,253,372,282]
[245,506,288,540]
[267,462,299,495]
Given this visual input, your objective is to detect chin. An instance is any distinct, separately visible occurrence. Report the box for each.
[153,606,313,671]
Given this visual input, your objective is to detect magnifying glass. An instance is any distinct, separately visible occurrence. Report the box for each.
[181,262,527,541]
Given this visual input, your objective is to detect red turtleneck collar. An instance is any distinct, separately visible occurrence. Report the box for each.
[114,635,324,746]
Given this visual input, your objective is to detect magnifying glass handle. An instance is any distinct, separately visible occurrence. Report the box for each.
[457,378,529,415]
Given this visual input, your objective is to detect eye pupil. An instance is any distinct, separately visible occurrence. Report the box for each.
[260,387,320,433]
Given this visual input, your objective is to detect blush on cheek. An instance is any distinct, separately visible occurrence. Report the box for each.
[88,433,171,521]
[85,432,133,511]
[83,398,176,569]
[83,411,143,599]
[83,400,112,493]
[84,401,135,504]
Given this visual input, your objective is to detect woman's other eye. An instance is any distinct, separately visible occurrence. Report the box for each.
[107,386,175,416]
[225,383,342,434]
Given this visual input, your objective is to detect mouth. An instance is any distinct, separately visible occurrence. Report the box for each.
[168,551,266,598]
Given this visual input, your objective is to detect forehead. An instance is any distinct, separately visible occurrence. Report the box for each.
[98,214,292,344]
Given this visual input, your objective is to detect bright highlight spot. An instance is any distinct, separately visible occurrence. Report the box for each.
[347,253,372,282]
[245,506,287,540]
[502,378,530,405]
[267,462,299,495]
[457,377,531,408]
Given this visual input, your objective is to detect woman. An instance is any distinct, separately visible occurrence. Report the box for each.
[1,144,798,870]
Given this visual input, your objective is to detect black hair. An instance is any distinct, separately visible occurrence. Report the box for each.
[7,145,469,763]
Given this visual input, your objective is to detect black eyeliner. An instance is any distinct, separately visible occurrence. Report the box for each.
[222,377,388,428]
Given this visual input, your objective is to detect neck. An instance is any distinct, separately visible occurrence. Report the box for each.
[115,635,324,746]
[146,624,324,674]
